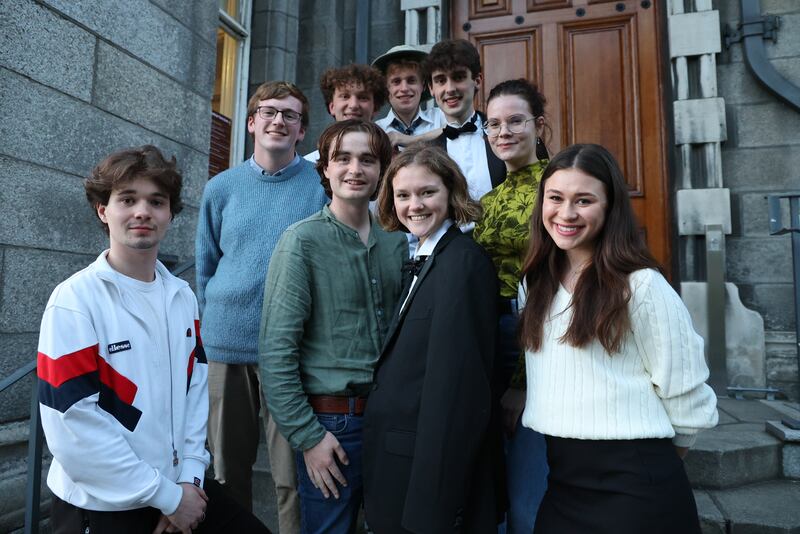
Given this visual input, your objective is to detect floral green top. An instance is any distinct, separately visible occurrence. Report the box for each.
[474,160,547,299]
[474,160,547,389]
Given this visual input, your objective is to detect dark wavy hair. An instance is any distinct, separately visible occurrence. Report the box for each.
[421,39,481,83]
[377,144,482,231]
[518,143,660,354]
[85,145,183,234]
[319,64,388,111]
[315,120,393,200]
[486,78,550,159]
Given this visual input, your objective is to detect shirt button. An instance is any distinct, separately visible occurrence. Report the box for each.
[377,309,383,316]
[372,383,379,391]
[371,279,377,285]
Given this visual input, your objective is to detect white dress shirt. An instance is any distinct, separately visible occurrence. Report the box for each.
[376,107,445,136]
[445,113,492,201]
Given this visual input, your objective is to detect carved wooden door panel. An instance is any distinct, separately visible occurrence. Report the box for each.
[453,0,672,274]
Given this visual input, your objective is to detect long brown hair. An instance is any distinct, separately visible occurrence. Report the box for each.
[518,144,660,354]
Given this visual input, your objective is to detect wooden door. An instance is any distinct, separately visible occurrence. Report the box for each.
[453,0,672,274]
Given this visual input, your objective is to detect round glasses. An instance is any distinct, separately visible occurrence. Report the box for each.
[482,116,537,137]
[255,106,302,124]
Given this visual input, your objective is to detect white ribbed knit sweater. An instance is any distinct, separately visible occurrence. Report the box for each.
[521,268,718,447]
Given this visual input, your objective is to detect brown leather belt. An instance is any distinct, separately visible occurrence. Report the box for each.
[308,395,367,415]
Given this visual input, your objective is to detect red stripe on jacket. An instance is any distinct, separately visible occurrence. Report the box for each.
[38,345,99,387]
[97,358,138,405]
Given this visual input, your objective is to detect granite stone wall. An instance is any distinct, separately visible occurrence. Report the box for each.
[717,0,800,398]
[0,0,217,421]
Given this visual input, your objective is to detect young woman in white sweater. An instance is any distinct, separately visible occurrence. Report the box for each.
[518,143,718,533]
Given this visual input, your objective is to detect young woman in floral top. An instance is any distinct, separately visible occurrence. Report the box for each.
[473,78,550,534]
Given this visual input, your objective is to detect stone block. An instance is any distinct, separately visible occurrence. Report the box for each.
[0,248,95,334]
[753,285,796,331]
[736,101,800,148]
[681,282,766,388]
[686,422,781,488]
[371,0,402,23]
[0,334,39,422]
[40,0,216,96]
[0,157,105,255]
[726,236,792,284]
[717,397,788,422]
[694,489,726,534]
[676,188,732,235]
[765,420,800,442]
[0,69,207,210]
[669,11,721,58]
[722,146,800,192]
[712,480,800,533]
[0,0,95,102]
[267,11,291,50]
[674,98,727,145]
[94,42,212,153]
[784,443,800,478]
[149,0,218,44]
[718,58,800,106]
[766,352,798,384]
[737,192,786,236]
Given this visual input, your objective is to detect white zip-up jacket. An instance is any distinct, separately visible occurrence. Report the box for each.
[37,251,209,515]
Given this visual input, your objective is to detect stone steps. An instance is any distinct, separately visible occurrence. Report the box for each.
[690,398,800,533]
[696,480,800,534]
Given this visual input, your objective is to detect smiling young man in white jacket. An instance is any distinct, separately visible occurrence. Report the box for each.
[37,146,269,534]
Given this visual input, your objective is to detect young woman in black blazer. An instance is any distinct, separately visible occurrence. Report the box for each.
[362,145,502,534]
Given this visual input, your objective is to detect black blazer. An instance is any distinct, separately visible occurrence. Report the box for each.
[363,226,502,534]
[431,111,507,191]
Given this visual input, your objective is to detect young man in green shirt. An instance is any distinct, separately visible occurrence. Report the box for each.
[259,120,406,533]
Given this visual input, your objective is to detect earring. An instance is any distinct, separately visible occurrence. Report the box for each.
[536,137,550,161]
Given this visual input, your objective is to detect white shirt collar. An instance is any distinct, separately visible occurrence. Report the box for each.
[413,219,454,259]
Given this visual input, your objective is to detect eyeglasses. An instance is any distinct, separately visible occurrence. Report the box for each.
[482,116,537,137]
[255,106,302,124]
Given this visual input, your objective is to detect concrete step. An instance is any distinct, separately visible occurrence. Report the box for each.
[686,422,782,489]
[696,479,800,534]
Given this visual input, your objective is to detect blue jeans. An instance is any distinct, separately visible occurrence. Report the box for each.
[496,312,548,534]
[296,413,363,534]
[502,420,548,533]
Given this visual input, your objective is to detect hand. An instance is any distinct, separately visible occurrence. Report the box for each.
[155,483,208,533]
[675,446,689,459]
[387,131,411,148]
[500,388,527,437]
[303,431,349,499]
[151,515,180,533]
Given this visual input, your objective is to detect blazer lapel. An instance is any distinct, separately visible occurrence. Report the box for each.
[379,226,460,356]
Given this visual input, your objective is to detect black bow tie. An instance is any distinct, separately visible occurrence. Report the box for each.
[403,255,428,277]
[443,121,478,140]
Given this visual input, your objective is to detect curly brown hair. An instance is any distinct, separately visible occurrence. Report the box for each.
[377,144,482,231]
[315,120,393,200]
[319,64,388,111]
[85,145,183,234]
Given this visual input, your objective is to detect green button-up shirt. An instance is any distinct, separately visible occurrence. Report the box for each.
[259,205,406,451]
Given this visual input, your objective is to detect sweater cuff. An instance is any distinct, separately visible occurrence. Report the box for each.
[147,474,183,516]
[177,458,206,488]
[672,433,696,448]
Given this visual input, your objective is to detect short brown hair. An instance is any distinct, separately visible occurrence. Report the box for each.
[422,39,482,84]
[85,145,183,234]
[319,64,388,111]
[247,81,309,128]
[315,120,393,200]
[378,144,482,231]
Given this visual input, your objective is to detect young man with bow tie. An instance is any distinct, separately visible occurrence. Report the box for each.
[422,39,506,201]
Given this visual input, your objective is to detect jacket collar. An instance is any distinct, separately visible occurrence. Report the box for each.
[93,250,188,297]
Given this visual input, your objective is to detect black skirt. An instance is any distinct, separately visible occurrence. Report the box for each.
[534,436,701,534]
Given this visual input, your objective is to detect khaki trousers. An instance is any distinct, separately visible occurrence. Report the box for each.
[207,361,299,534]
